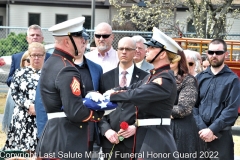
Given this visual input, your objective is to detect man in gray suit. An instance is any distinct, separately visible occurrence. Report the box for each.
[132,35,153,72]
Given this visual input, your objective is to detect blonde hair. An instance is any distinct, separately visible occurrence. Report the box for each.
[166,51,181,63]
[20,51,30,68]
[28,42,46,56]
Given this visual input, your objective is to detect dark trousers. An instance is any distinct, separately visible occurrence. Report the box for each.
[206,130,234,160]
[102,142,133,160]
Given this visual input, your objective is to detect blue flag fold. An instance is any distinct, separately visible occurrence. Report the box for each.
[82,98,118,111]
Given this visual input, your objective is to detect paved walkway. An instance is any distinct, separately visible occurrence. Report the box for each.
[0,84,8,93]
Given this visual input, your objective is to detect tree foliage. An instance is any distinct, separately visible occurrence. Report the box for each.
[110,0,240,38]
[0,32,28,56]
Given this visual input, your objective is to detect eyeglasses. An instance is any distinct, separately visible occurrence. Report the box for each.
[23,59,30,63]
[94,34,111,39]
[117,48,136,52]
[208,50,225,55]
[30,54,44,58]
[188,62,194,66]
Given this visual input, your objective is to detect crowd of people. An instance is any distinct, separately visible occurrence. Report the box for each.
[0,16,240,160]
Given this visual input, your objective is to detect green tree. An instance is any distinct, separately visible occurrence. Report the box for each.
[185,0,240,38]
[0,32,28,56]
[110,0,240,38]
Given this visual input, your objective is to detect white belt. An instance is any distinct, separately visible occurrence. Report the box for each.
[47,112,67,119]
[136,118,171,126]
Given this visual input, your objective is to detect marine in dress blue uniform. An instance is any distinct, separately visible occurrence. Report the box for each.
[104,27,183,160]
[36,17,104,160]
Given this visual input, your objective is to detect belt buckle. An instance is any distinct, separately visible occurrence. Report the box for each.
[134,119,139,127]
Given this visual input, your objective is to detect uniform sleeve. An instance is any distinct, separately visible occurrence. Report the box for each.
[172,76,198,118]
[112,78,146,92]
[110,76,174,110]
[56,66,103,122]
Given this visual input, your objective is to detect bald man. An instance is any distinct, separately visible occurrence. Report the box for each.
[99,37,148,160]
[85,22,119,73]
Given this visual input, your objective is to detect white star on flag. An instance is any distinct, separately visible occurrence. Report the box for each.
[97,101,108,109]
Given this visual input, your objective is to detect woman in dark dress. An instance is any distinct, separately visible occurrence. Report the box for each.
[170,50,205,160]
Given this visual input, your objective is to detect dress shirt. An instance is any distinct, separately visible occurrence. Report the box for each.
[85,47,119,73]
[136,59,144,69]
[194,65,240,134]
[119,64,134,87]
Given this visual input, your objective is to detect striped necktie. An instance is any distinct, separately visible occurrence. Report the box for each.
[120,71,128,87]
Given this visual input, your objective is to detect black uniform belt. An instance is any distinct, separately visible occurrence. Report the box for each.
[135,118,171,126]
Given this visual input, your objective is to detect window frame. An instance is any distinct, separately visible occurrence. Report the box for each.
[56,14,68,24]
[28,13,41,26]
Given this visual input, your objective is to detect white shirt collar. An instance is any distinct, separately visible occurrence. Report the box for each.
[136,59,144,68]
[119,63,134,76]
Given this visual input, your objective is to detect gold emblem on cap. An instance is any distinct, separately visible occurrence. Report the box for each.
[63,58,66,60]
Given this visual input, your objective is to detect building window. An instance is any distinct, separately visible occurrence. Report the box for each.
[83,15,91,29]
[29,13,40,26]
[56,14,68,24]
[187,19,195,33]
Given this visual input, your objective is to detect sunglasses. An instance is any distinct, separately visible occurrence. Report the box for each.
[24,59,30,63]
[94,34,111,39]
[188,62,194,66]
[208,50,225,55]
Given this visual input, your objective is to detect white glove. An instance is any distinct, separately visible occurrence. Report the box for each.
[85,92,105,102]
[103,89,115,100]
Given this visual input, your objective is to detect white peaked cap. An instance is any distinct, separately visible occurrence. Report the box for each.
[48,17,85,36]
[152,27,183,54]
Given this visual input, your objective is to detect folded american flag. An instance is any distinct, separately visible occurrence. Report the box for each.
[82,98,118,111]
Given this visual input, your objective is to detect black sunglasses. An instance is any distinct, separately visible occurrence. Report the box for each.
[24,59,30,63]
[188,62,194,66]
[208,50,225,55]
[94,34,111,39]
